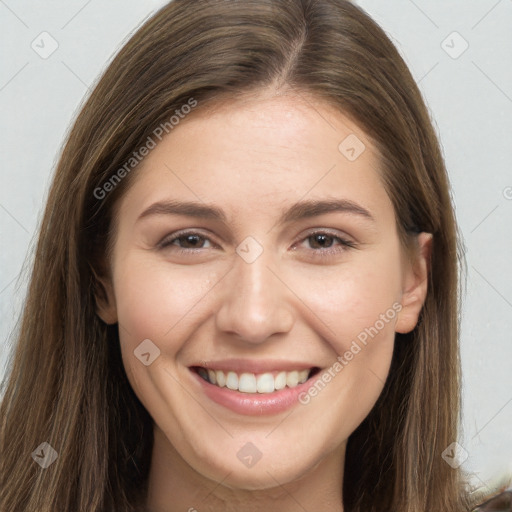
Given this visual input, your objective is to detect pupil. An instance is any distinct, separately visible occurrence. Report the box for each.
[312,234,332,248]
[185,235,201,247]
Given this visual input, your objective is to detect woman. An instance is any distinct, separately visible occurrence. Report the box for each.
[0,0,508,510]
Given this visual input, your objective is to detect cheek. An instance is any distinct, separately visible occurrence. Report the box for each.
[297,270,399,443]
[111,256,224,410]
[291,247,401,420]
[113,256,219,344]
[298,249,402,349]
[111,257,223,392]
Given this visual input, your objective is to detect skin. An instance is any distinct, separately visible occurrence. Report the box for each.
[97,89,432,512]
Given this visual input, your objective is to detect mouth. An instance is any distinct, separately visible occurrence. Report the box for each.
[190,365,321,394]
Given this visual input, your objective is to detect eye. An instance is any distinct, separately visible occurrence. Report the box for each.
[157,229,356,259]
[295,230,356,258]
[158,231,215,253]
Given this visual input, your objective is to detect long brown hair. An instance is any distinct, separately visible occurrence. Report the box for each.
[0,0,488,510]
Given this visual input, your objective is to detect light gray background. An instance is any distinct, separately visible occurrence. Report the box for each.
[1,0,511,494]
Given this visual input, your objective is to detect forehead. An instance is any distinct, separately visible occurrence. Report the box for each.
[115,92,394,229]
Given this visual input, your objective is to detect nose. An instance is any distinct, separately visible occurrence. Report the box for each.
[215,246,294,345]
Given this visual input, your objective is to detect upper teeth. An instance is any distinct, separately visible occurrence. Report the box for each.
[197,368,311,393]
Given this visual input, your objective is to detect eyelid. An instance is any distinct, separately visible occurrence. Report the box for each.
[296,227,356,244]
[292,230,357,254]
[157,227,358,257]
[157,228,219,249]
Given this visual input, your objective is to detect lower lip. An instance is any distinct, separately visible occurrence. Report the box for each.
[190,369,320,416]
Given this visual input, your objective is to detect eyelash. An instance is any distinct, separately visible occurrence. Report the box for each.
[158,230,357,259]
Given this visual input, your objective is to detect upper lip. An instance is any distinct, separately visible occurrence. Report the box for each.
[190,359,319,374]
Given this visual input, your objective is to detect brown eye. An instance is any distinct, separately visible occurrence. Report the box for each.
[297,230,356,257]
[307,233,336,249]
[174,234,208,249]
[304,231,356,252]
[159,231,214,251]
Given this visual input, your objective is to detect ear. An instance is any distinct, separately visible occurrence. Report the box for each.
[395,232,433,334]
[91,267,118,325]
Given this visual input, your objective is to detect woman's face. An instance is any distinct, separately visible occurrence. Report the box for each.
[98,91,430,490]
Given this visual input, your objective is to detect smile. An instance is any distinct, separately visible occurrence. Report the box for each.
[192,366,320,394]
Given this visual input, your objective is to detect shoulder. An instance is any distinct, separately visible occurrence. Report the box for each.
[472,490,512,511]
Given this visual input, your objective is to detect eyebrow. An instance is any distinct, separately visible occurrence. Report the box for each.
[137,198,375,225]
